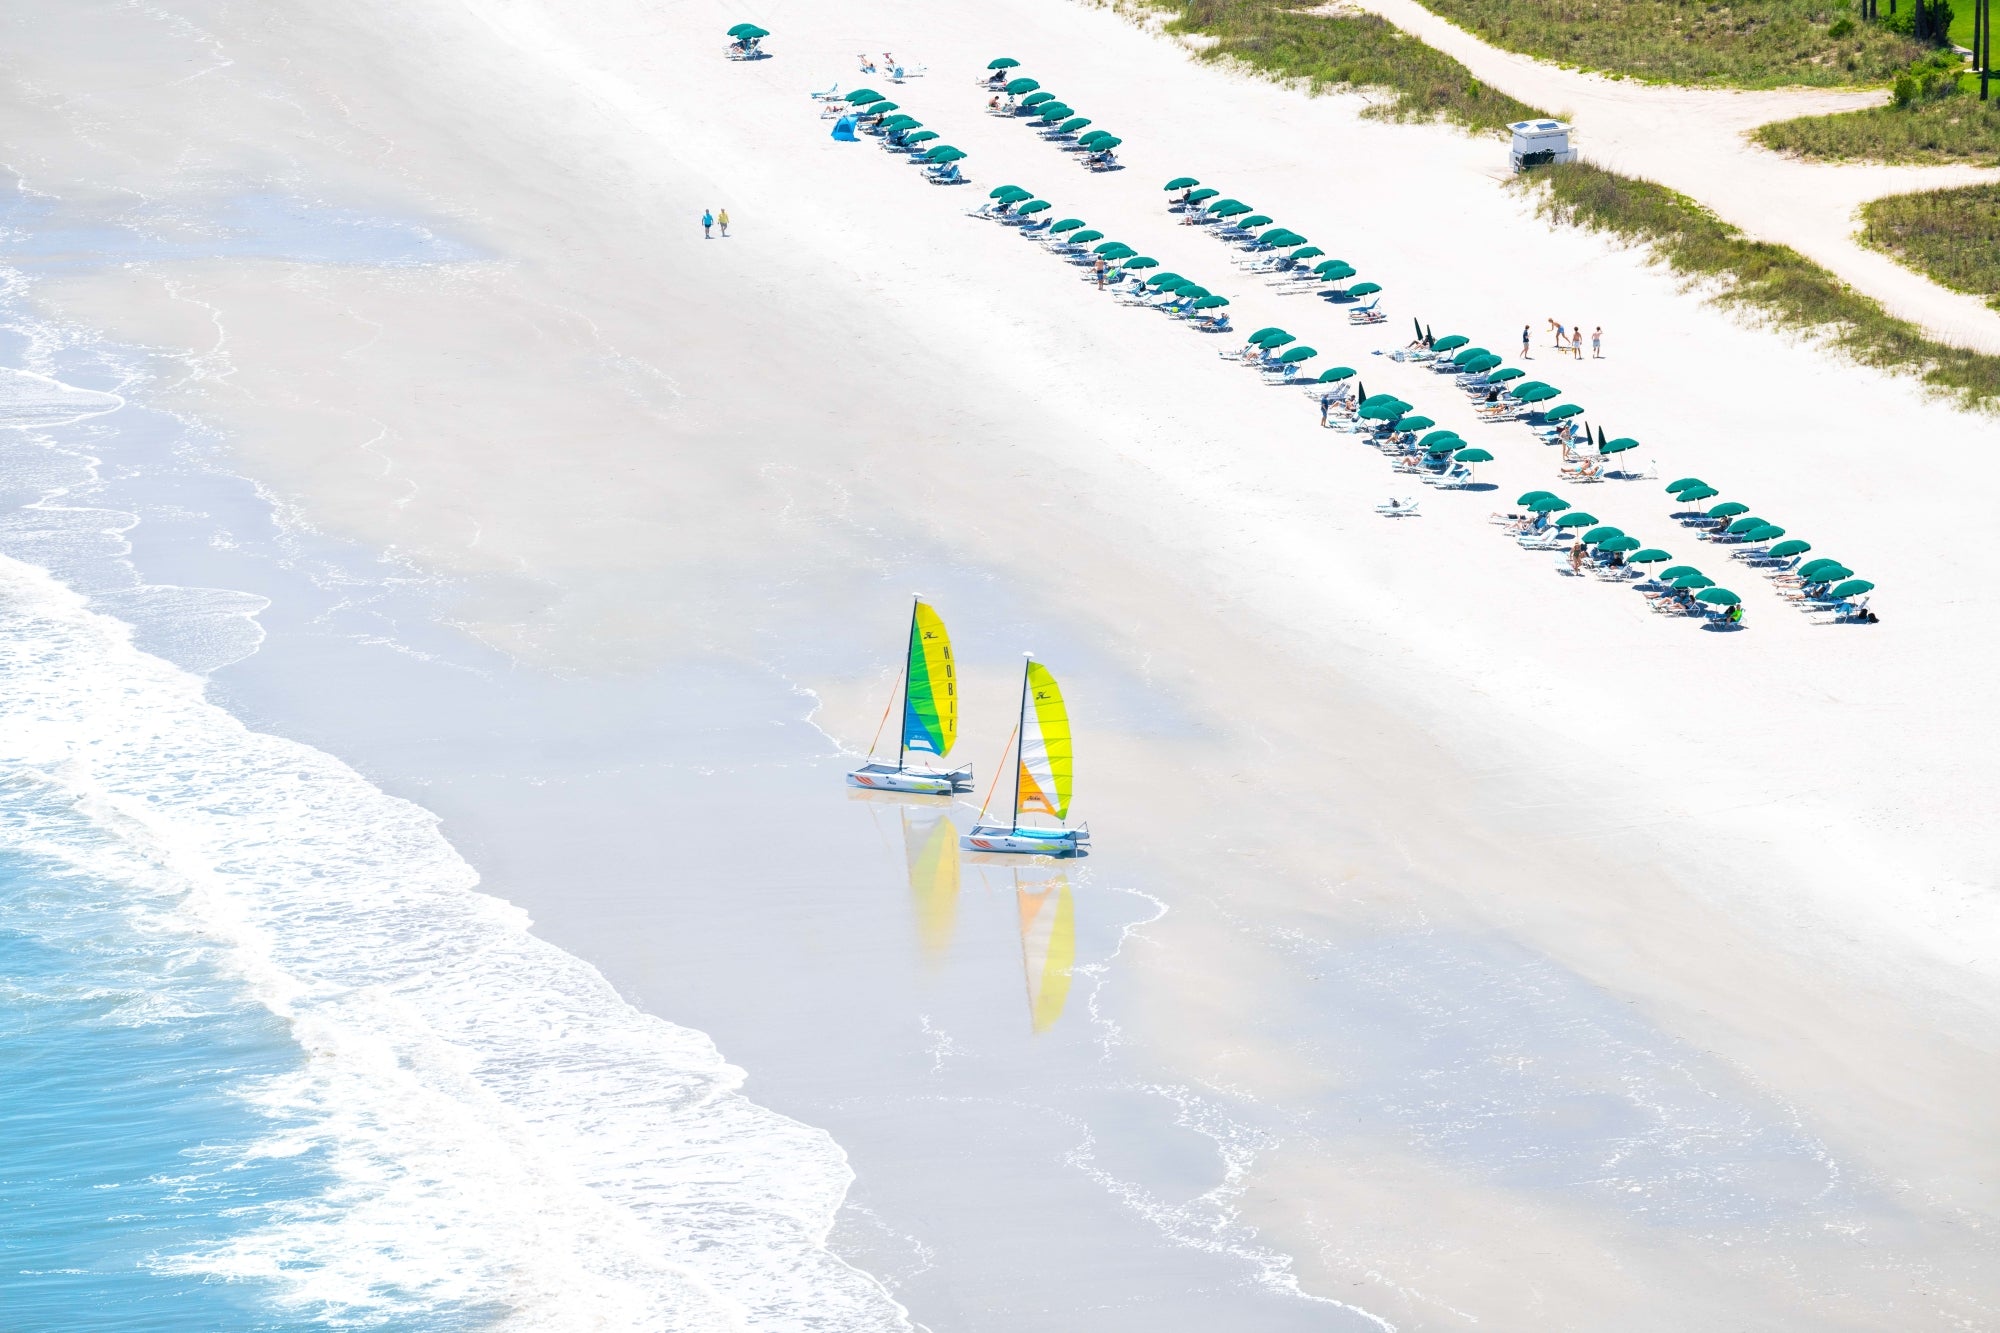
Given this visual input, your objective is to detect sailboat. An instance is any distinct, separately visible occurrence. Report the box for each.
[962,655,1091,855]
[1016,868,1076,1032]
[847,597,974,796]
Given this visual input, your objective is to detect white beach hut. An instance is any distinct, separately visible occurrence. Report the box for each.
[1509,119,1578,171]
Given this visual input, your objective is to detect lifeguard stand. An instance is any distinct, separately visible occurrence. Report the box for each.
[1509,120,1578,171]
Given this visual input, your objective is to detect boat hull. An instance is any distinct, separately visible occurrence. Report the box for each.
[959,823,1091,857]
[846,761,974,795]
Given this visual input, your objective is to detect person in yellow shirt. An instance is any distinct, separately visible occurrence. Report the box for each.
[718,208,731,237]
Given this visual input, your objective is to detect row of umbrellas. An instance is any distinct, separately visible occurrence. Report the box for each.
[990,65,1123,156]
[847,89,968,165]
[1511,491,1748,604]
[1165,178,1381,296]
[1664,477,1873,601]
[983,185,1233,311]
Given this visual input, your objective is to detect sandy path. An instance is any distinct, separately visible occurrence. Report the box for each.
[1324,0,2000,351]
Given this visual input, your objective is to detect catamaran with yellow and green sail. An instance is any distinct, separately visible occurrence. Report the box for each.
[847,597,974,796]
[963,655,1090,856]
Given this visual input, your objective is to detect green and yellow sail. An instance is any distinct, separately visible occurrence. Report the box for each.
[901,599,957,759]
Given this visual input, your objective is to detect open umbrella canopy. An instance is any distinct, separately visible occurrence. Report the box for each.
[1582,525,1625,544]
[1391,416,1435,433]
[1600,436,1640,454]
[1528,495,1572,513]
[1673,574,1716,590]
[1829,579,1875,599]
[1454,447,1495,463]
[1630,548,1673,563]
[1069,229,1105,244]
[1240,215,1275,229]
[1666,477,1707,493]
[1301,366,1349,384]
[988,57,1021,69]
[1057,118,1092,134]
[728,23,769,38]
[1253,330,1296,348]
[1799,557,1844,577]
[1277,346,1318,364]
[1726,515,1768,534]
[990,184,1032,199]
[1123,256,1160,269]
[1661,565,1703,580]
[1186,187,1220,203]
[1741,524,1785,542]
[1600,536,1642,554]
[1425,440,1459,455]
[1707,501,1750,518]
[1022,91,1054,107]
[1517,490,1556,505]
[1432,334,1470,352]
[1192,295,1230,309]
[1088,135,1125,151]
[1291,246,1326,260]
[1805,562,1853,582]
[1487,367,1525,383]
[1420,430,1461,448]
[1315,261,1356,279]
[877,115,918,131]
[1049,217,1085,232]
[1361,393,1409,409]
[1676,485,1719,503]
[1176,284,1211,299]
[1016,199,1051,214]
[1348,281,1383,296]
[1461,354,1501,373]
[848,89,886,105]
[904,130,940,144]
[1210,201,1252,218]
[1543,403,1584,422]
[1359,401,1407,420]
[925,146,966,163]
[1768,539,1812,558]
[1555,512,1598,528]
[1037,103,1074,121]
[1696,587,1742,606]
[1150,278,1190,293]
[1260,225,1303,244]
[1452,347,1491,365]
[868,101,902,115]
[1165,176,1199,189]
[1519,384,1561,403]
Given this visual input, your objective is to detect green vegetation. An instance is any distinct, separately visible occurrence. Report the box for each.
[1861,183,2000,308]
[1516,161,2000,403]
[1411,0,1924,87]
[1153,0,1542,132]
[1755,51,2000,163]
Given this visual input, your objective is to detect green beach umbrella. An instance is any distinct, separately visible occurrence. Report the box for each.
[1582,525,1624,544]
[1600,536,1642,554]
[1022,91,1054,107]
[1077,131,1112,148]
[1360,392,1408,408]
[1193,295,1230,309]
[849,89,886,106]
[1726,516,1768,535]
[1462,354,1502,373]
[1124,256,1160,270]
[988,57,1021,69]
[1432,335,1469,352]
[1165,176,1200,190]
[1630,548,1673,563]
[905,130,940,144]
[925,146,966,163]
[1426,439,1459,455]
[1452,347,1491,365]
[1016,199,1051,214]
[1070,229,1104,244]
[1486,367,1525,383]
[1150,278,1190,294]
[1517,490,1556,505]
[991,184,1031,200]
[1661,566,1704,581]
[1260,225,1302,244]
[1799,558,1843,577]
[878,115,918,131]
[1176,284,1210,299]
[1058,118,1092,134]
[1359,401,1406,421]
[1453,447,1495,464]
[1419,430,1460,448]
[1673,574,1716,590]
[1291,246,1326,260]
[1509,380,1550,396]
[1741,524,1785,542]
[1348,282,1382,296]
[1146,272,1184,287]
[1314,262,1356,280]
[1187,188,1219,204]
[1037,103,1074,121]
[1240,215,1275,229]
[1600,437,1640,454]
[1206,197,1245,211]
[1677,485,1719,503]
[729,23,769,38]
[1555,512,1597,528]
[1391,415,1434,433]
[1666,477,1707,493]
[1092,239,1128,254]
[1768,539,1812,558]
[1806,562,1853,581]
[1317,366,1356,382]
[1514,384,1560,403]
[1695,587,1741,606]
[1528,495,1571,513]
[1049,217,1084,233]
[1254,330,1296,348]
[1278,346,1318,364]
[1829,579,1874,599]
[869,102,902,115]
[1707,501,1749,518]
[1543,404,1584,422]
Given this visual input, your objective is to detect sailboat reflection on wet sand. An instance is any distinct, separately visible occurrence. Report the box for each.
[901,804,961,960]
[1014,867,1076,1033]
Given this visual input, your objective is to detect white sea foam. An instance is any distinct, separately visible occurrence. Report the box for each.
[0,554,913,1331]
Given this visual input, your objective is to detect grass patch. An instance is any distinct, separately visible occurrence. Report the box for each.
[1861,183,2000,307]
[1413,0,1924,87]
[1154,0,1543,133]
[1517,161,2000,403]
[1756,81,2000,163]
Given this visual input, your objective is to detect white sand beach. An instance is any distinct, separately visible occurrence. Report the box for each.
[5,0,2000,1327]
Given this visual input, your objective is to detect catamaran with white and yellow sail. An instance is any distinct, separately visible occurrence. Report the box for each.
[847,597,974,796]
[962,655,1090,856]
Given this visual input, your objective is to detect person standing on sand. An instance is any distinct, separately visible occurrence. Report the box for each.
[1570,539,1585,574]
[1592,326,1603,358]
[701,208,713,239]
[718,208,730,237]
[1522,324,1531,358]
[1572,318,1582,358]
[1094,257,1107,288]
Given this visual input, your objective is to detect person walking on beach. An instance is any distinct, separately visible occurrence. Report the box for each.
[1553,321,1567,356]
[701,208,713,239]
[1521,324,1531,358]
[1569,539,1585,575]
[1094,257,1107,288]
[1572,318,1582,358]
[718,208,730,237]
[1592,326,1603,359]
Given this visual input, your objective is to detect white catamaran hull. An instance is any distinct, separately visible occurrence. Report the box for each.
[846,761,975,795]
[960,823,1091,856]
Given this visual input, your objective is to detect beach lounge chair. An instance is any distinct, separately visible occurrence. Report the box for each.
[1348,299,1386,325]
[925,163,964,185]
[1519,531,1568,551]
[1375,497,1420,517]
[810,82,841,99]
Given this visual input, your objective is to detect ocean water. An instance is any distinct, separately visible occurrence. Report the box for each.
[0,234,912,1330]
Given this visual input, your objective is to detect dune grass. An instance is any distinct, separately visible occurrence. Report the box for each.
[1154,0,1542,132]
[1861,184,2000,307]
[1517,161,2000,403]
[1756,85,2000,163]
[1413,0,1924,86]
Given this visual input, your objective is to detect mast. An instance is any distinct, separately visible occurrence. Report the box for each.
[1010,654,1031,831]
[897,595,919,771]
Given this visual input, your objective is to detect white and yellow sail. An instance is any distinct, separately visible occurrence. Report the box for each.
[1016,870,1075,1032]
[1015,660,1072,824]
